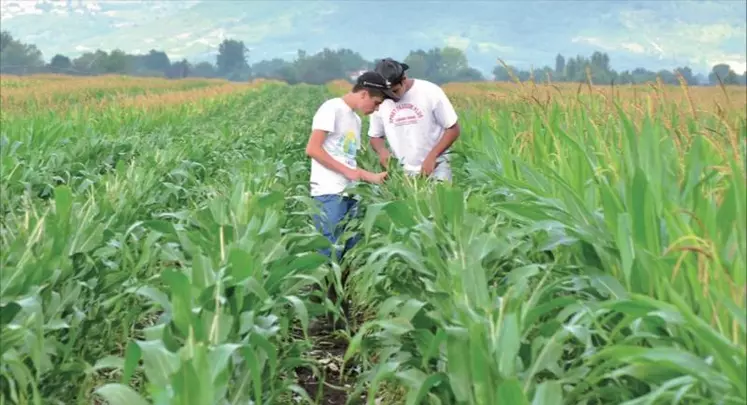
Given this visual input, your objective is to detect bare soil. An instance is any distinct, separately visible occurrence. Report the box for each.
[294,300,367,405]
[295,323,350,404]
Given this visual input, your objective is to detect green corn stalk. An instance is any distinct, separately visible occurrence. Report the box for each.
[1,77,744,405]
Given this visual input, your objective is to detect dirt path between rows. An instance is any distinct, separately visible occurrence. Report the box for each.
[294,310,366,405]
[297,321,350,404]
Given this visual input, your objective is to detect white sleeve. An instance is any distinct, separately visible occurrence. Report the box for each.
[432,87,458,128]
[367,110,386,138]
[312,101,336,133]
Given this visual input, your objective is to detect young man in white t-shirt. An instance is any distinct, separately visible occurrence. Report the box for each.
[305,71,399,263]
[368,58,461,181]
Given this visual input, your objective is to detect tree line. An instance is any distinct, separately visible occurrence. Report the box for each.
[1,30,745,86]
[495,53,746,86]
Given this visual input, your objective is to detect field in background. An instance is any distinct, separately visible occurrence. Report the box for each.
[0,74,281,114]
[328,78,747,119]
[1,74,745,405]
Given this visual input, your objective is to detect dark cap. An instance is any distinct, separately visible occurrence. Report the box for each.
[356,71,400,101]
[375,58,409,84]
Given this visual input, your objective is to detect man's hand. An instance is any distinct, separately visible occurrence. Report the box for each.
[421,155,437,176]
[360,170,388,184]
[422,122,459,176]
[370,137,391,169]
[378,149,391,168]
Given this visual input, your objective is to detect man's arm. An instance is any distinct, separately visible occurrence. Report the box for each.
[425,122,460,160]
[370,137,390,163]
[368,111,391,167]
[305,129,359,180]
[425,88,460,161]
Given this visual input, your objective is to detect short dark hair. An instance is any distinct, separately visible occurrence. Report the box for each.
[352,83,386,99]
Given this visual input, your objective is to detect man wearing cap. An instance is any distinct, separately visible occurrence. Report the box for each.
[368,58,461,181]
[306,70,399,261]
[305,70,399,320]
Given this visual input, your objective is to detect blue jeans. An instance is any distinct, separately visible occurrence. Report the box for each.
[312,194,362,262]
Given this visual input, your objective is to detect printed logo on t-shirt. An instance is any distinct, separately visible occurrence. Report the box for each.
[388,103,424,127]
[331,129,358,167]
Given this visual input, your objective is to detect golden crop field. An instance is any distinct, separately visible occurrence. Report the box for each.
[0,74,284,115]
[1,74,745,405]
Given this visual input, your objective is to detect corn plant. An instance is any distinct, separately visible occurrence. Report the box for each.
[1,74,744,405]
[341,84,746,404]
[1,82,337,404]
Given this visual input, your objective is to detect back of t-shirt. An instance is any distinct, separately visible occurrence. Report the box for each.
[309,97,362,196]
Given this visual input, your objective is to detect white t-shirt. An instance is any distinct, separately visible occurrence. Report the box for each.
[368,79,459,180]
[309,97,362,196]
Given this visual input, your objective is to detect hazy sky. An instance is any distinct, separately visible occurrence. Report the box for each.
[2,0,745,75]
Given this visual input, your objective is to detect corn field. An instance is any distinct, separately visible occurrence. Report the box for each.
[1,74,745,405]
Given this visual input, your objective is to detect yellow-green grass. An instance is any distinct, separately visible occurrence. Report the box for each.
[0,74,282,116]
[1,75,744,405]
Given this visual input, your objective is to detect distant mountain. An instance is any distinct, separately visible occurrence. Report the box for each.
[2,0,745,77]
